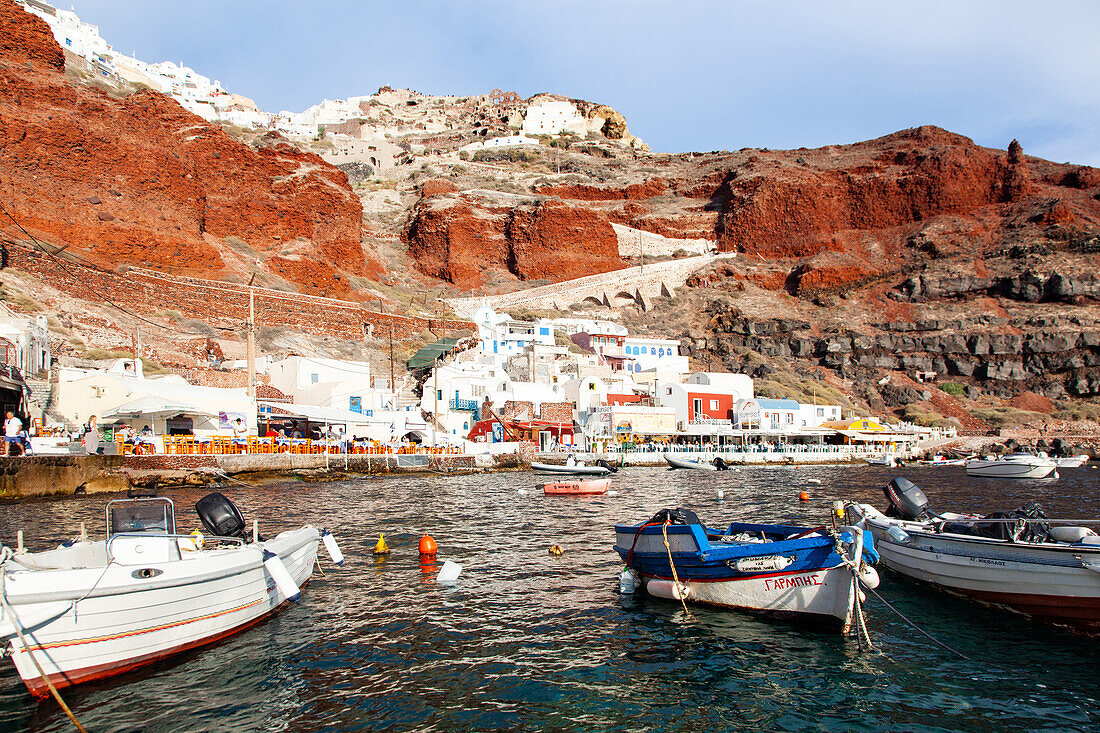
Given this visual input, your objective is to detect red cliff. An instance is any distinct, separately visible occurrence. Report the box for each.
[0,0,378,297]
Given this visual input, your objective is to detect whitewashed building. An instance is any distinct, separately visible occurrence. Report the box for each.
[522,100,586,136]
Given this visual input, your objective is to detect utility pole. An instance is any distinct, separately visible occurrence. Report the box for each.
[247,289,256,403]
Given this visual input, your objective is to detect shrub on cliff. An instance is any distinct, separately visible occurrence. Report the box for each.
[940,382,965,397]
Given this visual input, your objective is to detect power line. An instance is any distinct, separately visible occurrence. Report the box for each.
[0,200,235,337]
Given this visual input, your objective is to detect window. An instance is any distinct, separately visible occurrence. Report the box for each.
[589,382,597,391]
[692,398,702,415]
[539,327,549,336]
[659,348,665,357]
[310,373,319,384]
[771,414,780,430]
[65,38,72,46]
[787,413,794,424]
[350,396,361,413]
[472,385,485,398]
[709,400,719,410]
[650,347,656,355]
[437,389,443,400]
[816,407,824,417]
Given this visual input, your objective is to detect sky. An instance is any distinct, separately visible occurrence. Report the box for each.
[62,0,1100,165]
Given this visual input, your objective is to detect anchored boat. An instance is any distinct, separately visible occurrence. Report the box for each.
[846,478,1100,636]
[614,508,878,633]
[531,456,616,476]
[0,493,342,698]
[965,452,1058,479]
[663,453,731,471]
[540,478,610,495]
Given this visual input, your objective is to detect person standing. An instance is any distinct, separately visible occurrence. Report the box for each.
[83,415,101,455]
[4,411,23,456]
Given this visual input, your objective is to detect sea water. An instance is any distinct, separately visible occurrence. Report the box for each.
[0,465,1097,732]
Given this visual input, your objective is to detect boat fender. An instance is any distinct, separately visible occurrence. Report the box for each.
[618,567,639,594]
[321,529,344,566]
[734,555,794,573]
[180,530,204,552]
[1049,526,1098,544]
[646,579,689,601]
[261,549,301,602]
[860,531,879,565]
[885,525,911,545]
[857,564,880,589]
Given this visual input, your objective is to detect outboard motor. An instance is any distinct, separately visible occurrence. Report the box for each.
[595,458,619,473]
[713,457,729,471]
[882,477,930,521]
[195,492,247,539]
[647,507,702,526]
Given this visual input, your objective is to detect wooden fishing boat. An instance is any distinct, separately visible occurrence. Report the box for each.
[614,508,878,632]
[540,478,610,495]
[846,478,1100,636]
[0,493,343,698]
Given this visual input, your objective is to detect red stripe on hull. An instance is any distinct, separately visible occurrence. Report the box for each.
[20,578,311,699]
[956,587,1100,635]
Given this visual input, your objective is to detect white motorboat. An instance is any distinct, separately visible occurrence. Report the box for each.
[531,460,612,476]
[1056,455,1089,468]
[663,453,717,471]
[846,478,1100,636]
[866,454,900,467]
[965,452,1058,479]
[0,493,343,698]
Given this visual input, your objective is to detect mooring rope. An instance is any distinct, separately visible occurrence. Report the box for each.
[861,583,972,661]
[661,520,694,619]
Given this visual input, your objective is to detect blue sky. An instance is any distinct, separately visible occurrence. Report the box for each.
[65,0,1100,165]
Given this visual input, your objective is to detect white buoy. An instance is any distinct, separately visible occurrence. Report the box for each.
[321,529,344,567]
[646,579,689,601]
[518,489,527,495]
[717,490,724,500]
[618,567,638,594]
[807,478,822,485]
[607,490,618,496]
[262,549,301,602]
[437,560,462,584]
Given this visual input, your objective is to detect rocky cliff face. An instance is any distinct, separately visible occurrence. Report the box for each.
[403,187,622,287]
[0,0,377,296]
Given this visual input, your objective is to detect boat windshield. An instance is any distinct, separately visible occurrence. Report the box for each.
[106,498,176,537]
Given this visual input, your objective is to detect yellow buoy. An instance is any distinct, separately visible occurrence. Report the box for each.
[548,544,564,556]
[373,533,390,555]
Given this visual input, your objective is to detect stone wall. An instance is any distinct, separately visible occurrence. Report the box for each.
[8,242,474,342]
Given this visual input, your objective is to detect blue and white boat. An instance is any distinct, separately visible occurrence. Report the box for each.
[614,509,878,633]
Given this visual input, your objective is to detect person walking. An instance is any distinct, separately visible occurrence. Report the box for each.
[83,415,101,455]
[4,411,23,456]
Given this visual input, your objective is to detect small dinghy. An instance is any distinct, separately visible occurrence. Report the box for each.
[846,478,1100,636]
[540,478,610,495]
[0,493,342,698]
[614,508,877,633]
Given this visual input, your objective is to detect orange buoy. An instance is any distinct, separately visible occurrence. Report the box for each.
[418,535,438,556]
[799,491,810,502]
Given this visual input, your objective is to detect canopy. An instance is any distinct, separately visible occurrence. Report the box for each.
[407,337,461,370]
[102,395,213,420]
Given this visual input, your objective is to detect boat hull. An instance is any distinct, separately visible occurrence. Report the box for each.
[853,507,1100,635]
[663,454,716,471]
[638,565,856,632]
[541,478,610,495]
[531,462,611,476]
[965,458,1057,479]
[3,527,320,698]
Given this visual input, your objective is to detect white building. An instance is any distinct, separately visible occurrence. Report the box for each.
[522,100,586,136]
[621,336,689,375]
[459,134,540,153]
[0,306,50,377]
[473,306,557,357]
[268,356,396,414]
